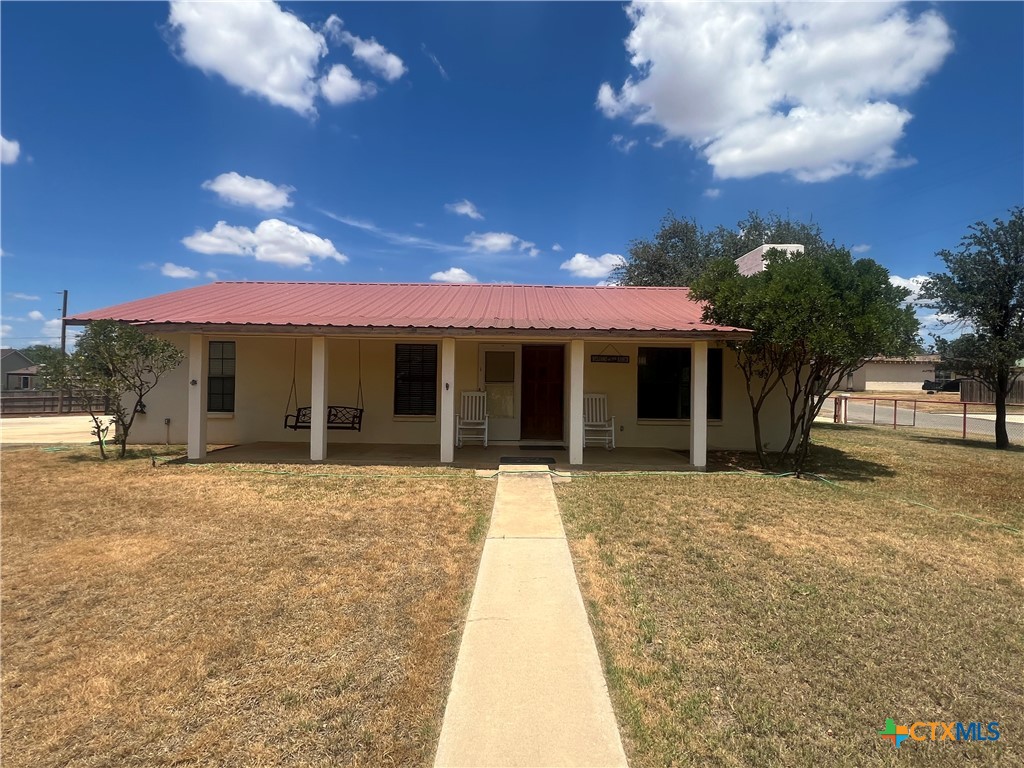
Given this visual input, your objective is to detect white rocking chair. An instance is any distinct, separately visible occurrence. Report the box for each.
[456,391,488,448]
[583,393,616,450]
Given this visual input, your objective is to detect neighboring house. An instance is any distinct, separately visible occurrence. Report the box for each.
[840,355,940,392]
[67,282,797,468]
[1,349,38,390]
[4,365,40,391]
[734,244,805,276]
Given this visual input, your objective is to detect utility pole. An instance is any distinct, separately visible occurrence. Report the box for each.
[57,289,68,414]
[59,289,69,356]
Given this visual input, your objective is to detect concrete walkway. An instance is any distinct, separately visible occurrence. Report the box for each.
[434,467,628,768]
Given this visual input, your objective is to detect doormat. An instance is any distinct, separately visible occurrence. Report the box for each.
[518,445,566,451]
[499,456,557,465]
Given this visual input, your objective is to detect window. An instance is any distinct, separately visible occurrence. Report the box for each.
[208,341,235,413]
[394,343,437,416]
[20,376,30,389]
[637,347,723,420]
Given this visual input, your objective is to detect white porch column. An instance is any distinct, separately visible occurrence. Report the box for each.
[187,333,207,461]
[311,336,329,462]
[569,339,585,466]
[690,341,708,470]
[439,337,456,463]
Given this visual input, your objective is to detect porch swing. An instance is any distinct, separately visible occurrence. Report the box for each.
[282,339,365,431]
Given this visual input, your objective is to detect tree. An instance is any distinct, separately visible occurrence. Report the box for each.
[614,213,721,286]
[691,245,919,472]
[16,344,63,369]
[40,320,184,458]
[921,208,1024,449]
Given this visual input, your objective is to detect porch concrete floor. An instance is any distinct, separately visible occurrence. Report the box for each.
[198,441,694,471]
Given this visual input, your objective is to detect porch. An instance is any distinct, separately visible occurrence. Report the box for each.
[197,441,697,472]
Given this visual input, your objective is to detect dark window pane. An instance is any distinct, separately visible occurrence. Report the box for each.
[637,346,723,420]
[208,341,236,413]
[394,344,437,416]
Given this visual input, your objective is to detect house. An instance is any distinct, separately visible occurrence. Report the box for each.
[734,244,805,276]
[841,355,940,392]
[1,349,39,391]
[66,282,797,467]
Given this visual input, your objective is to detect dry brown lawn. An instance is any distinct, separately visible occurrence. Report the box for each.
[1,447,494,767]
[558,426,1023,767]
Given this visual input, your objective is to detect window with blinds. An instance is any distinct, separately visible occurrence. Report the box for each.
[394,343,437,416]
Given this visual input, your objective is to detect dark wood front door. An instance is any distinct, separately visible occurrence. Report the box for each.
[521,345,564,441]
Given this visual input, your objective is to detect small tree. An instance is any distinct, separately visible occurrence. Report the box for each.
[691,246,920,472]
[921,208,1024,449]
[41,320,184,458]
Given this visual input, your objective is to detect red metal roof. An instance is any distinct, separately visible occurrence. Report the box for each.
[67,282,750,336]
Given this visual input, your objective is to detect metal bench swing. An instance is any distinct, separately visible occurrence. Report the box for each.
[282,340,364,431]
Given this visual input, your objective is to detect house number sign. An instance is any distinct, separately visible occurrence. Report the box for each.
[591,354,630,364]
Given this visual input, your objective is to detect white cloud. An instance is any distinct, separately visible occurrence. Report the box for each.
[202,172,295,211]
[27,310,45,321]
[161,262,200,279]
[42,318,63,337]
[183,219,347,268]
[560,252,626,279]
[598,2,952,181]
[0,324,12,340]
[445,199,484,220]
[319,209,465,253]
[610,134,638,153]
[465,232,538,257]
[205,271,220,280]
[319,64,376,105]
[703,188,721,199]
[421,43,449,80]
[889,274,928,302]
[1,135,20,164]
[430,267,478,283]
[851,243,872,254]
[9,293,40,301]
[167,1,329,116]
[552,243,564,252]
[326,15,406,82]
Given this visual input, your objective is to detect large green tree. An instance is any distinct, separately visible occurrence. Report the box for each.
[691,245,919,472]
[616,211,836,286]
[614,213,721,286]
[40,320,183,458]
[692,246,917,475]
[921,208,1024,449]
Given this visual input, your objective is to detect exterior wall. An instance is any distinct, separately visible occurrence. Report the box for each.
[581,341,791,452]
[128,333,792,454]
[847,361,935,392]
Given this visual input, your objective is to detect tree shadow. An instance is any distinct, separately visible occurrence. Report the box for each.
[905,433,1024,453]
[709,437,896,483]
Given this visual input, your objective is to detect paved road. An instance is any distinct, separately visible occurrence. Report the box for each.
[0,415,99,444]
[832,399,1024,441]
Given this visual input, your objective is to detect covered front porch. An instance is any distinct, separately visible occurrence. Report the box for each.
[183,334,713,469]
[194,441,697,471]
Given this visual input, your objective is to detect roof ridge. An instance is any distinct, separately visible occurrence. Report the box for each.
[208,281,689,290]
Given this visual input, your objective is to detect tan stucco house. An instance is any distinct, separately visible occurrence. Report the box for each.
[67,282,796,467]
[841,355,941,392]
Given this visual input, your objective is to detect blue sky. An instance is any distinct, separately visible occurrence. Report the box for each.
[2,1,1022,347]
